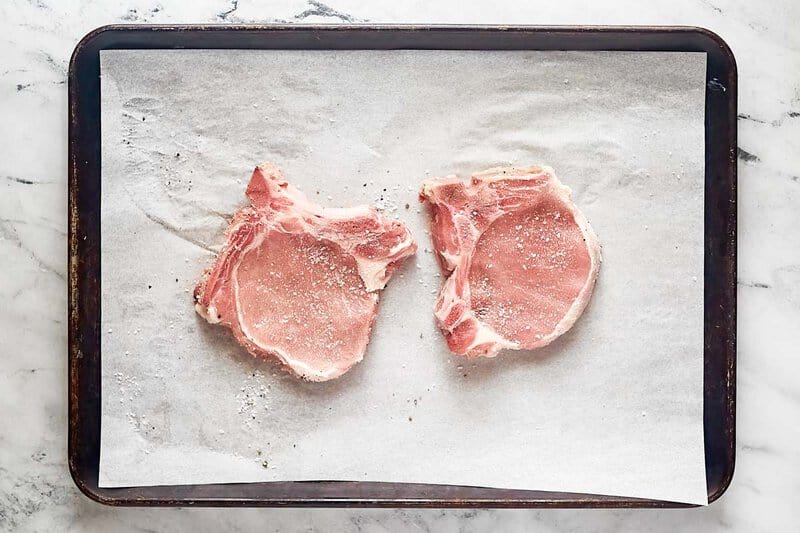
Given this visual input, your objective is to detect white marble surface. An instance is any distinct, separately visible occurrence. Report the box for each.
[0,0,798,531]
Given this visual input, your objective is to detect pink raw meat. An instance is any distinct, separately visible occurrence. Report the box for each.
[195,163,416,381]
[420,165,601,357]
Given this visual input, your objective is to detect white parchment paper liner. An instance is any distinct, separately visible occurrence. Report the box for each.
[99,49,707,505]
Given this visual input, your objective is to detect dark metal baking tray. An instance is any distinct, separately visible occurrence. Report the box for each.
[68,24,736,508]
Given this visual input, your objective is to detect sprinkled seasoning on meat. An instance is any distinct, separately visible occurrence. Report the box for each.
[195,163,416,381]
[420,165,601,357]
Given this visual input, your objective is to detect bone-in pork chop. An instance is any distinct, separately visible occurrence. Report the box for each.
[195,163,416,381]
[420,165,601,357]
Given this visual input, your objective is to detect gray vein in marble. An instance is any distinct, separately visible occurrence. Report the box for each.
[737,147,761,163]
[738,110,800,126]
[217,0,239,21]
[0,467,72,531]
[37,50,66,76]
[738,113,768,124]
[30,451,48,463]
[740,442,783,456]
[10,367,57,376]
[295,0,359,22]
[697,0,775,33]
[25,0,50,10]
[4,175,54,185]
[120,5,163,22]
[0,220,65,280]
[698,0,723,14]
[1,69,26,78]
[2,218,65,235]
[12,76,65,91]
[120,9,141,21]
[738,280,771,289]
[736,481,762,495]
[737,149,800,182]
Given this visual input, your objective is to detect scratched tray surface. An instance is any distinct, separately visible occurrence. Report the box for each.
[68,25,736,508]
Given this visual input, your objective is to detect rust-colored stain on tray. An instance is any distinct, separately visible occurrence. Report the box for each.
[68,24,736,508]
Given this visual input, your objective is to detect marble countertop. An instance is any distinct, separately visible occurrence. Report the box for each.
[1,0,798,531]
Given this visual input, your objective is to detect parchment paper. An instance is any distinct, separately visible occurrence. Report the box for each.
[99,49,708,504]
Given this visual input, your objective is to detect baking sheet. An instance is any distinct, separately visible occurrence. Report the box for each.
[98,49,708,505]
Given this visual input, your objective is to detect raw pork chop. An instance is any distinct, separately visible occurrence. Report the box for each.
[420,165,601,357]
[195,163,416,381]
